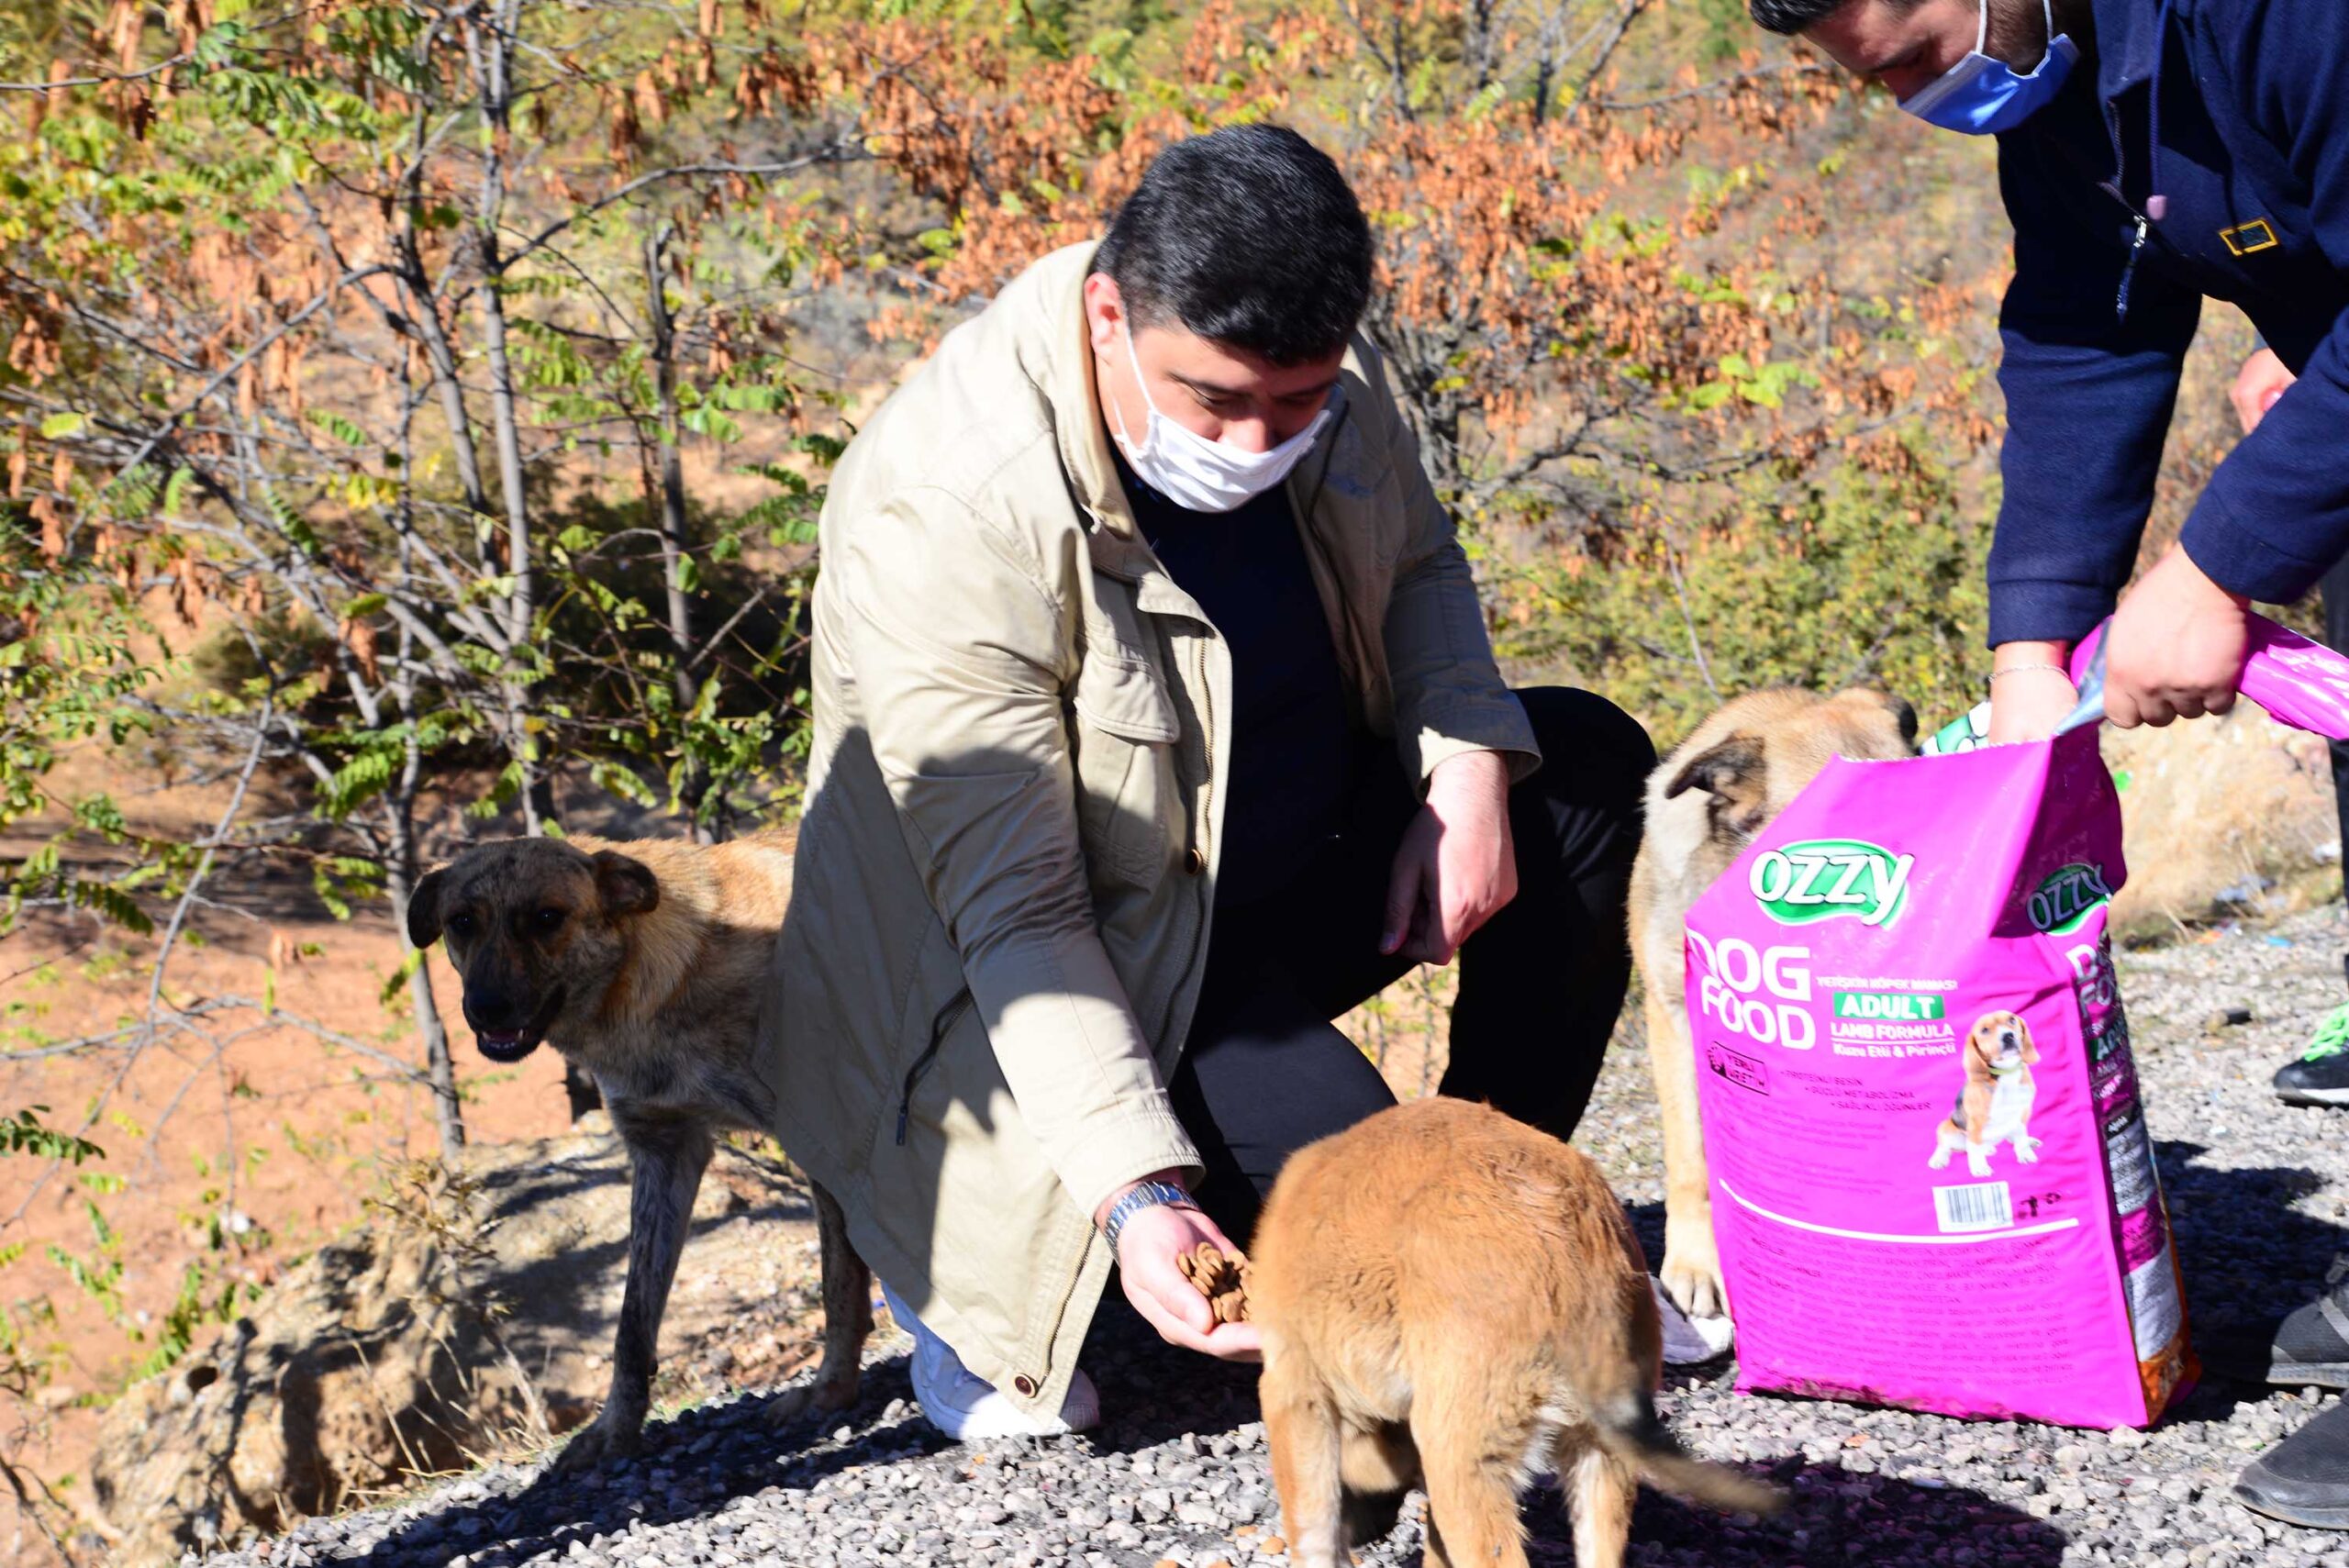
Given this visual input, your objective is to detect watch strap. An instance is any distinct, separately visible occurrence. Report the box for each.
[1100,1179,1197,1256]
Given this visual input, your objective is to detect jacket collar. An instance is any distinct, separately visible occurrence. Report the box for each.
[1032,242,1142,544]
[2091,0,2163,99]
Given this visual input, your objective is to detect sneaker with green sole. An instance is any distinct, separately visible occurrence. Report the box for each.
[2274,997,2349,1107]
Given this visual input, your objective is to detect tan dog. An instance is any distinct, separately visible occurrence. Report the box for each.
[1249,1098,1778,1568]
[406,834,869,1473]
[1629,688,1916,1328]
[1931,1010,2042,1178]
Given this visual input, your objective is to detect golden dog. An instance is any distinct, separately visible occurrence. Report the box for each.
[1628,688,1915,1328]
[1248,1098,1778,1568]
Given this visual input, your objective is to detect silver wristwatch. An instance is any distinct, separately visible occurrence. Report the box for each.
[1099,1179,1198,1255]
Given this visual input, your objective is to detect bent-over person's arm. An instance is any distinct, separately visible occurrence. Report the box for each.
[832,487,1201,1219]
[1362,349,1542,787]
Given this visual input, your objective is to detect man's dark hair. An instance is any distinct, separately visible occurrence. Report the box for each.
[1748,0,1846,34]
[1092,125,1373,365]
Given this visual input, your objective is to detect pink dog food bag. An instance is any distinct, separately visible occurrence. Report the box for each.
[1682,613,2349,1428]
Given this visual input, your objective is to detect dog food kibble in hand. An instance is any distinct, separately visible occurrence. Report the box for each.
[1174,1241,1252,1324]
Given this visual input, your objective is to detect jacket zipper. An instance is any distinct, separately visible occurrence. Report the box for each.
[2099,94,2171,324]
[2115,214,2151,323]
[894,985,973,1145]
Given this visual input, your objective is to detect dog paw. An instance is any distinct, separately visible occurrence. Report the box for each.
[2014,1140,2042,1163]
[762,1376,860,1429]
[1661,1223,1728,1321]
[549,1413,640,1476]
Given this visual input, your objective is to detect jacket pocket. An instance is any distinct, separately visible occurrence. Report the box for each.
[1068,653,1175,884]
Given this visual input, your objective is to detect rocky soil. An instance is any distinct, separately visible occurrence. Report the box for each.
[192,902,2349,1568]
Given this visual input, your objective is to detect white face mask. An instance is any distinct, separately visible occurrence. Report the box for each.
[1108,325,1332,514]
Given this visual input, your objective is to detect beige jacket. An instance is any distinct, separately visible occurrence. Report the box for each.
[757,243,1537,1420]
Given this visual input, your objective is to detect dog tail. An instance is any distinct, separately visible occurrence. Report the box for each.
[1593,1392,1783,1517]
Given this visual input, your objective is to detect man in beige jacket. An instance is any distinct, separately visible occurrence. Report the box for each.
[760,126,1655,1438]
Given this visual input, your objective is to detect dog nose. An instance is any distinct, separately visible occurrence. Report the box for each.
[467,985,524,1029]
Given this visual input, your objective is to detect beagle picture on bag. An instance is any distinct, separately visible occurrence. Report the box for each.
[1930,1009,2043,1178]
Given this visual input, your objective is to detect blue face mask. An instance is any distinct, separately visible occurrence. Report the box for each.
[1898,0,2078,136]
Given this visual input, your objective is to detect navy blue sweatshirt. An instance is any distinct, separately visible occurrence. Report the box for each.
[1113,452,1370,909]
[1987,0,2349,647]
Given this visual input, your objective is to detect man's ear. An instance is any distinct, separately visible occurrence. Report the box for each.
[591,851,661,919]
[1664,734,1765,801]
[406,869,446,951]
[1081,271,1125,357]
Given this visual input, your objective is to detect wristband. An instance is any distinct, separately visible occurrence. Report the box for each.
[1988,663,2069,683]
[1099,1179,1197,1257]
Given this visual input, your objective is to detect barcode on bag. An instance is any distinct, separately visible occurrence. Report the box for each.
[1932,1181,2014,1234]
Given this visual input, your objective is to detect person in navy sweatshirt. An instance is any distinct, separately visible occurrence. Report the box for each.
[1748,0,2349,1528]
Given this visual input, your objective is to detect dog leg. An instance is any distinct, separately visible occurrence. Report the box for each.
[1263,1357,1349,1568]
[1645,981,1726,1321]
[2013,1130,2042,1163]
[553,1111,715,1475]
[1965,1145,1993,1179]
[1928,1133,1954,1170]
[1412,1408,1531,1568]
[1338,1421,1419,1547]
[764,1179,872,1428]
[1554,1427,1636,1568]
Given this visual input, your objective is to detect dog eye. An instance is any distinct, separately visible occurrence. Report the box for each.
[446,911,475,937]
[535,906,566,932]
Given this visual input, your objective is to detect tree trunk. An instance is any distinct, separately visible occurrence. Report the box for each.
[387,812,466,1158]
[469,6,554,840]
[644,225,713,842]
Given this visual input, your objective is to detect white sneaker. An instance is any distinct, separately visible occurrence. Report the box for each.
[878,1280,1100,1440]
[1652,1275,1736,1365]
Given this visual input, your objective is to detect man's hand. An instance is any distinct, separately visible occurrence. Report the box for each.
[1096,1175,1261,1362]
[2232,347,2297,435]
[1381,750,1517,965]
[2104,543,2253,728]
[1985,640,2078,744]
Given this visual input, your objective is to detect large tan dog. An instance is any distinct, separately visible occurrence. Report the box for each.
[1629,688,1915,1328]
[406,834,870,1473]
[1249,1098,1778,1568]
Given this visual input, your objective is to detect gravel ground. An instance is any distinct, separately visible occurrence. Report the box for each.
[205,904,2349,1568]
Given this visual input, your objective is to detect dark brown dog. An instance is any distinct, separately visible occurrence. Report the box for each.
[1629,687,1916,1328]
[1249,1098,1779,1568]
[407,833,869,1473]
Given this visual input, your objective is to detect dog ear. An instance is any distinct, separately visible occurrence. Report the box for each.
[406,869,446,950]
[591,851,661,919]
[1884,694,1919,748]
[1664,734,1764,801]
[2020,1020,2041,1063]
[1832,688,1919,749]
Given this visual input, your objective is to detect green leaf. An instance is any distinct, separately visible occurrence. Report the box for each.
[308,411,370,447]
[39,414,84,440]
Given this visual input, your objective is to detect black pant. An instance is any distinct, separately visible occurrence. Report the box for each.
[1165,686,1654,1243]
